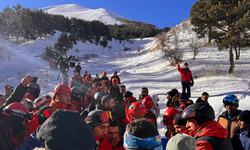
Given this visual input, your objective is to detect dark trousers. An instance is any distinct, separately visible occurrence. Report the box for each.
[181,81,191,97]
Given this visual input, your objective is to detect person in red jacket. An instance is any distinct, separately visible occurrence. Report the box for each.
[82,70,88,84]
[177,61,194,97]
[49,59,54,71]
[110,71,121,85]
[163,107,180,139]
[122,102,147,125]
[84,82,97,109]
[98,118,125,150]
[141,96,157,126]
[25,95,52,137]
[70,70,84,88]
[50,84,79,112]
[182,102,233,150]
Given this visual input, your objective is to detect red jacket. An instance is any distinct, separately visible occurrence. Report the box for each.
[84,87,96,109]
[25,110,39,139]
[110,76,121,85]
[98,137,125,150]
[27,93,36,102]
[145,111,157,125]
[177,65,192,82]
[50,98,79,112]
[49,60,54,67]
[190,121,228,150]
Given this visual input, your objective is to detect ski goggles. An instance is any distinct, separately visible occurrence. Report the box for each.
[99,111,113,122]
[163,116,174,123]
[124,131,162,150]
[43,107,58,118]
[182,108,196,120]
[223,97,236,104]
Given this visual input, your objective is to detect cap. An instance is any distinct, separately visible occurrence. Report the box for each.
[179,93,189,100]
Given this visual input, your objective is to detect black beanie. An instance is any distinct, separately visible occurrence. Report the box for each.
[179,93,189,100]
[87,109,108,129]
[173,113,187,126]
[239,110,250,124]
[123,91,133,98]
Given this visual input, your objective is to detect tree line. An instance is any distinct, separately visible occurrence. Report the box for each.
[190,0,250,73]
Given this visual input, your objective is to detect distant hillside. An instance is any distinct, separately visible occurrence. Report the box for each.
[115,18,158,29]
[42,4,124,25]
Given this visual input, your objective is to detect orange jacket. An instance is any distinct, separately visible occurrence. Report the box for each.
[50,98,79,112]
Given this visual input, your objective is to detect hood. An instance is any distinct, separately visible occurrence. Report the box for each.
[37,110,96,150]
[193,121,228,139]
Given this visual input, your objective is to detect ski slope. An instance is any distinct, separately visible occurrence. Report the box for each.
[42,4,124,25]
[0,20,250,137]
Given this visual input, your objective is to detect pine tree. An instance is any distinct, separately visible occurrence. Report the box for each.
[190,0,250,73]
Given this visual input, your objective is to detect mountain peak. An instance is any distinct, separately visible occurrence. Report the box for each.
[42,4,124,25]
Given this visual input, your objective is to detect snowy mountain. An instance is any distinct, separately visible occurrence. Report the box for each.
[42,4,124,25]
[0,20,250,138]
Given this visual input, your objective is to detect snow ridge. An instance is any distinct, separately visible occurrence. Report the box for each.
[42,4,124,25]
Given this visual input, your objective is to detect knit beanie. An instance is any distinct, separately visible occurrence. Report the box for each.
[123,91,133,98]
[166,133,196,150]
[239,110,250,124]
[173,113,187,126]
[179,93,189,100]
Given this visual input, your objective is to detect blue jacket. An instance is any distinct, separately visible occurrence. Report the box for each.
[15,134,44,150]
[231,127,250,150]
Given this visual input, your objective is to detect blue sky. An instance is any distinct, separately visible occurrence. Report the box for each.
[0,0,197,28]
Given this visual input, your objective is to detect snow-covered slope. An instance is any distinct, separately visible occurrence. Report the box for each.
[0,20,250,137]
[42,4,124,25]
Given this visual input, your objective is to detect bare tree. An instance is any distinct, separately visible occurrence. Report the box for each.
[157,29,183,66]
[189,38,201,60]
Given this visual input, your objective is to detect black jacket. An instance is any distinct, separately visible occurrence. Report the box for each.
[109,86,119,98]
[196,97,208,103]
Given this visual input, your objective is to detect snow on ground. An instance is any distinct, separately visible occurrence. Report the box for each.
[42,4,124,25]
[0,20,250,137]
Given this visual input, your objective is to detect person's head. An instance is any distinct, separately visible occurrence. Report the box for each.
[201,92,209,102]
[71,87,83,102]
[141,87,148,97]
[167,91,175,101]
[95,74,99,79]
[171,88,179,95]
[84,70,88,76]
[141,96,153,113]
[166,133,196,150]
[182,102,215,131]
[102,86,108,94]
[113,71,117,76]
[0,94,6,107]
[78,62,80,65]
[94,92,106,104]
[238,110,250,130]
[27,82,41,98]
[103,72,107,77]
[38,110,96,150]
[3,102,33,131]
[87,110,111,138]
[37,106,57,125]
[223,94,238,114]
[5,85,14,96]
[119,85,126,94]
[86,75,92,85]
[124,118,162,149]
[128,102,147,120]
[34,95,52,110]
[107,118,119,144]
[123,91,133,101]
[173,113,187,134]
[179,93,189,106]
[54,84,71,104]
[184,63,188,69]
[73,70,79,76]
[163,108,180,135]
[112,78,118,87]
[101,95,115,110]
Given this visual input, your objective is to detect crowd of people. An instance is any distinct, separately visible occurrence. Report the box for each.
[0,62,249,150]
